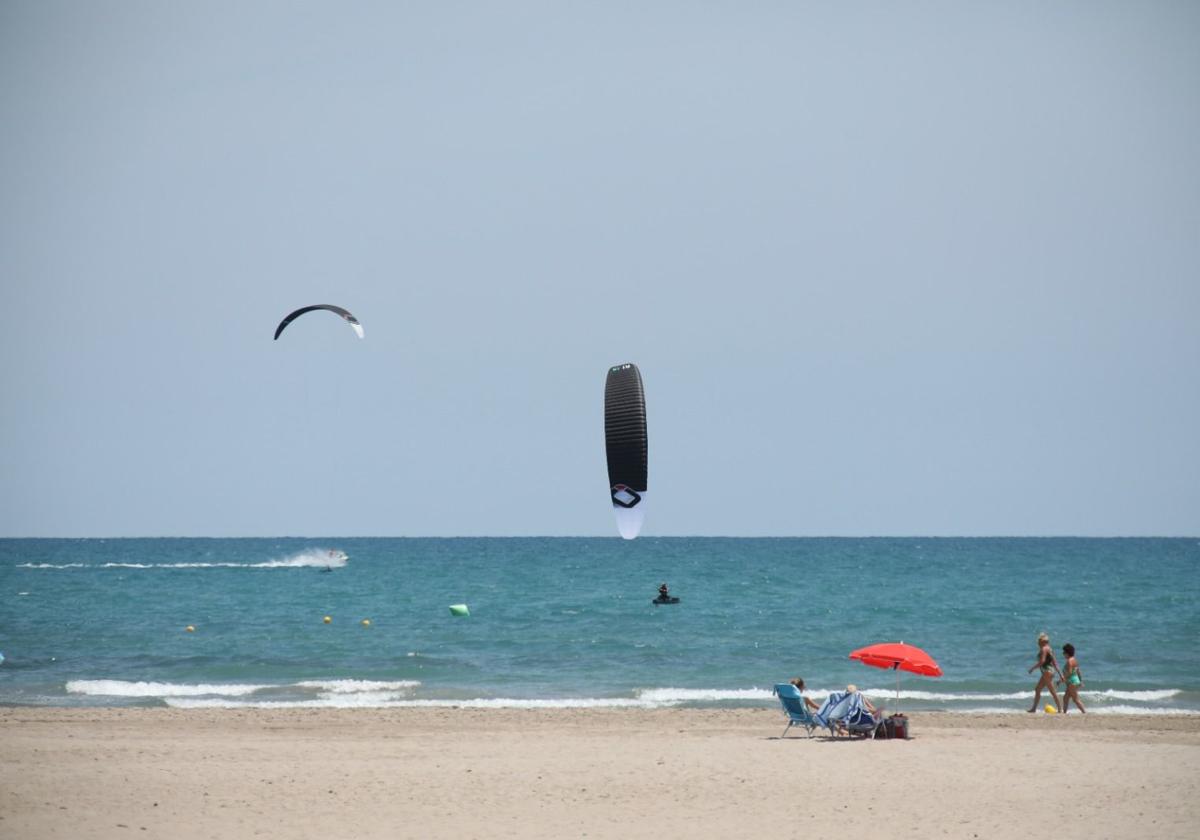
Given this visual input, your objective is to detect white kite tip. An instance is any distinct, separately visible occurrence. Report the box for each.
[613,504,645,540]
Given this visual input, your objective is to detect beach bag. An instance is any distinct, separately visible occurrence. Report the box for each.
[875,714,909,739]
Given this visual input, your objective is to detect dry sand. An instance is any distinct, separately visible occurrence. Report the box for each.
[2,708,1197,839]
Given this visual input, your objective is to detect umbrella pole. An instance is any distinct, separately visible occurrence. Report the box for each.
[894,665,900,714]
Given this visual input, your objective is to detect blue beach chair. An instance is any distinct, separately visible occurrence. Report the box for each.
[815,691,881,739]
[772,683,819,738]
[839,692,882,738]
[811,690,850,736]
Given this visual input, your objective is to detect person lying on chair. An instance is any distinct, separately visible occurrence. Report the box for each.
[837,684,880,736]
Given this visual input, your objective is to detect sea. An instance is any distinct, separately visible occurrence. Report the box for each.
[1,538,1197,714]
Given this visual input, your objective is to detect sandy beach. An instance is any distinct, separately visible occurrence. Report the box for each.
[2,708,1197,839]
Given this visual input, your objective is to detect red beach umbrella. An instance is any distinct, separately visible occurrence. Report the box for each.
[849,642,942,712]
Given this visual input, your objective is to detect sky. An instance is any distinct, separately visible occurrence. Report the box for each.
[1,1,1197,537]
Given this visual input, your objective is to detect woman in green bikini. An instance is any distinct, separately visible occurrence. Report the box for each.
[1027,632,1063,712]
[1058,643,1086,713]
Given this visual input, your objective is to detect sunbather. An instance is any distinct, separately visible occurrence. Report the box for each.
[837,684,880,736]
[788,677,821,712]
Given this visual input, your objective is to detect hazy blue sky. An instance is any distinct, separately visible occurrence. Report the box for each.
[2,1,1197,537]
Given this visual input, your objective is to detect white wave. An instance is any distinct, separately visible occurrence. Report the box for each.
[814,687,1186,703]
[295,680,420,694]
[644,686,1032,703]
[17,563,87,568]
[306,690,414,705]
[1083,688,1180,702]
[67,678,425,705]
[636,687,773,703]
[167,695,407,709]
[848,689,1030,702]
[166,696,676,710]
[1086,705,1200,716]
[894,706,1200,717]
[67,680,271,698]
[635,686,1194,706]
[398,697,673,709]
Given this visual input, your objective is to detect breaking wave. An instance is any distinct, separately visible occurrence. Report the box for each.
[51,679,1199,713]
[635,687,773,703]
[166,696,671,710]
[67,680,271,698]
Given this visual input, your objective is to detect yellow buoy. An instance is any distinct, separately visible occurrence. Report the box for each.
[1044,704,1057,714]
[323,616,332,624]
[185,625,195,633]
[361,619,371,627]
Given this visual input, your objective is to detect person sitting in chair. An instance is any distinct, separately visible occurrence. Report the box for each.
[837,684,880,736]
[846,684,879,715]
[789,677,821,712]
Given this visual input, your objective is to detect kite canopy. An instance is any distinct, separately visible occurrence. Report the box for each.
[273,305,364,340]
[604,363,647,540]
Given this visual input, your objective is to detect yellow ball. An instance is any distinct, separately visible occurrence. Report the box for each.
[185,625,195,633]
[361,619,371,627]
[323,616,332,624]
[1044,704,1057,714]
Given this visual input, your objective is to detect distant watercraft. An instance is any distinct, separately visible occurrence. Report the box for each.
[652,596,680,605]
[320,549,349,572]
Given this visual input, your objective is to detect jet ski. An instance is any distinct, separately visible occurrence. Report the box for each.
[652,596,680,605]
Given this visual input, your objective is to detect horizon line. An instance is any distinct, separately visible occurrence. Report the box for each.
[1,534,1196,540]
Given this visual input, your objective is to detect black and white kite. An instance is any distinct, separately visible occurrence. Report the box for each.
[604,363,648,540]
[273,305,364,340]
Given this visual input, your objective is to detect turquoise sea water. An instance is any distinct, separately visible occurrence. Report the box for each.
[1,538,1196,713]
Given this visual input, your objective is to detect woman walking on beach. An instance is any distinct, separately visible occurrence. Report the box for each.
[1027,632,1063,712]
[1059,643,1086,714]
